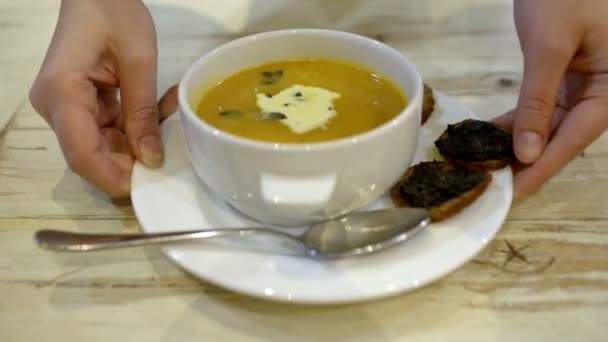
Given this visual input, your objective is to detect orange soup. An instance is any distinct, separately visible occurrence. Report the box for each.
[195,58,407,143]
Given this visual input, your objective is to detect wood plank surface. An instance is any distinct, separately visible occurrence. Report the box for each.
[1,0,607,341]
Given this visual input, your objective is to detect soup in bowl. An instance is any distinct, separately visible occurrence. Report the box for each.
[196,57,408,143]
[178,29,423,226]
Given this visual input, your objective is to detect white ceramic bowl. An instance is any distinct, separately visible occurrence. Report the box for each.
[178,29,423,226]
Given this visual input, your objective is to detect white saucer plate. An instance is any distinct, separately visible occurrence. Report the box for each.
[131,93,512,304]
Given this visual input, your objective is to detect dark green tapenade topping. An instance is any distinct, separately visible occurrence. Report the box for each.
[399,161,486,208]
[435,119,513,161]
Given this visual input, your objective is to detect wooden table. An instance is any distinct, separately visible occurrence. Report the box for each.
[1,1,607,340]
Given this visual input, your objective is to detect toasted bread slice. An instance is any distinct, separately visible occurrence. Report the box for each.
[434,119,513,170]
[391,161,492,222]
[422,83,435,125]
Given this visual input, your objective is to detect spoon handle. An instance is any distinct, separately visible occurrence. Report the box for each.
[35,228,289,252]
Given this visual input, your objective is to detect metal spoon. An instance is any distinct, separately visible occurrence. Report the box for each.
[35,208,430,258]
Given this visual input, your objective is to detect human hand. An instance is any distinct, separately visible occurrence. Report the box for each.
[29,0,177,197]
[494,0,608,201]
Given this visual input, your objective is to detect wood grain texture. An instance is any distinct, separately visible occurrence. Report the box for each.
[1,0,607,341]
[1,220,607,341]
[0,2,56,133]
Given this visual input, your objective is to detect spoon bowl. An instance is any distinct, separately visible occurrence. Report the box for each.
[35,207,430,258]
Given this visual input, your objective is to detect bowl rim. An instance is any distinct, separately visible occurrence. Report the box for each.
[177,28,423,152]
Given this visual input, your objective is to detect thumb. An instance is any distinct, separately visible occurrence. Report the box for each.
[514,42,572,164]
[118,50,163,168]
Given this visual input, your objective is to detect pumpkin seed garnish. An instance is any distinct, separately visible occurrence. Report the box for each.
[219,110,243,118]
[265,112,287,120]
[261,70,283,85]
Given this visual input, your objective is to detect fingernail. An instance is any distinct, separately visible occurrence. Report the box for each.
[139,136,163,168]
[517,131,542,163]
